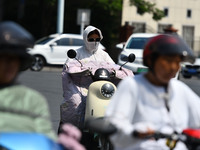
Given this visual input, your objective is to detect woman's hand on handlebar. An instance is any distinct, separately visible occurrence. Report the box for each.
[58,123,86,150]
[133,128,155,139]
[110,69,116,78]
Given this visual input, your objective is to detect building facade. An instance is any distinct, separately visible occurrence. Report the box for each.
[121,0,200,54]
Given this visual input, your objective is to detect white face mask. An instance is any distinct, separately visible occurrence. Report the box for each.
[86,41,100,53]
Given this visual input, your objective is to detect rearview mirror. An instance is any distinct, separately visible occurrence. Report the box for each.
[49,42,57,47]
[119,53,136,70]
[67,49,77,59]
[128,53,136,63]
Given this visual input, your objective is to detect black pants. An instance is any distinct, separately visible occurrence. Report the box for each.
[81,132,99,150]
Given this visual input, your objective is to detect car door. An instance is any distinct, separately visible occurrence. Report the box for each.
[48,37,84,64]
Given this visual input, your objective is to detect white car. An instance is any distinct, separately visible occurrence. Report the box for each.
[27,33,106,71]
[115,42,126,49]
[118,33,158,73]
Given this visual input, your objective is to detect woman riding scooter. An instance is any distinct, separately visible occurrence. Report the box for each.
[59,25,133,150]
[59,25,116,130]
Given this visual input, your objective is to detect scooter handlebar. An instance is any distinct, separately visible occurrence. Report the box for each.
[65,60,133,80]
[84,117,117,137]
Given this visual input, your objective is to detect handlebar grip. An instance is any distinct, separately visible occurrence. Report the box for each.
[132,130,139,137]
[132,130,155,139]
[132,130,172,140]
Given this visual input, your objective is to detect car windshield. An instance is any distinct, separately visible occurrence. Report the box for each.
[35,37,54,44]
[126,37,150,49]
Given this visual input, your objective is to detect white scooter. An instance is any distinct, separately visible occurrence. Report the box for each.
[67,49,135,122]
[84,63,134,121]
[66,49,135,150]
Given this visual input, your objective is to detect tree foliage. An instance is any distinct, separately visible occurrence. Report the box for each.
[129,0,165,21]
[96,0,122,12]
[1,0,164,54]
[83,0,122,49]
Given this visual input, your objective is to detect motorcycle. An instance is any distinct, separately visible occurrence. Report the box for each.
[65,49,135,125]
[0,132,64,150]
[85,118,200,150]
[60,49,135,149]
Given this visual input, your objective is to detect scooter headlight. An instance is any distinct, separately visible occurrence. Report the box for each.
[101,83,115,98]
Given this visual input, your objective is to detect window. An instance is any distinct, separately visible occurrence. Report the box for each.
[158,24,172,33]
[164,8,168,17]
[55,38,70,46]
[73,39,84,46]
[126,37,150,49]
[35,37,54,44]
[187,9,192,18]
[131,22,146,33]
[55,38,84,46]
[182,26,194,49]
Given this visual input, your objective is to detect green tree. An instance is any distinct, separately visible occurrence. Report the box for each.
[85,0,164,47]
[1,0,164,56]
[129,0,165,21]
[86,0,123,49]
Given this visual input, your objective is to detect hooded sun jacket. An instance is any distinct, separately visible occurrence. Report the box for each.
[66,25,114,64]
[0,84,57,141]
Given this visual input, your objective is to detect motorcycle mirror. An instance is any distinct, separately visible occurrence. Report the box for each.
[128,53,136,63]
[119,53,136,70]
[67,49,83,67]
[67,49,77,58]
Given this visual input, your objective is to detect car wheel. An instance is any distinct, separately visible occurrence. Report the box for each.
[30,56,45,71]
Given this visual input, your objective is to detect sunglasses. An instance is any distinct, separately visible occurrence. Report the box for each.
[88,38,101,42]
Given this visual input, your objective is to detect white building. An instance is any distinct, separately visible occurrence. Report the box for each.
[121,0,200,54]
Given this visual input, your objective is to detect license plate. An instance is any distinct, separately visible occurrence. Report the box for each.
[137,68,149,73]
[188,69,197,74]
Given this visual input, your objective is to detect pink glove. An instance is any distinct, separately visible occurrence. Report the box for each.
[58,123,86,150]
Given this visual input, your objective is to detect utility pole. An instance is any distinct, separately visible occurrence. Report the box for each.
[77,9,91,35]
[80,12,86,35]
[57,0,65,33]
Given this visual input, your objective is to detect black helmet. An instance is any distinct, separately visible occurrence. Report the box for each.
[0,21,34,71]
[143,34,195,67]
[93,68,110,81]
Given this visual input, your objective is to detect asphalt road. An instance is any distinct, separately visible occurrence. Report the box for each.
[18,67,63,132]
[180,75,200,96]
[17,67,200,132]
